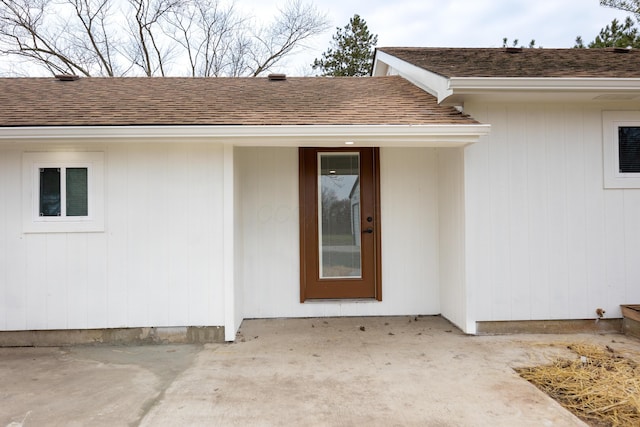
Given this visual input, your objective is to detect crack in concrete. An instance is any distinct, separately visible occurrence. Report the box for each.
[64,344,206,427]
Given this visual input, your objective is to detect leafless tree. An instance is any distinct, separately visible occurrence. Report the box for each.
[68,0,120,76]
[164,0,246,76]
[164,0,328,77]
[0,0,112,76]
[246,0,328,76]
[0,0,328,76]
[124,0,183,76]
[601,0,640,19]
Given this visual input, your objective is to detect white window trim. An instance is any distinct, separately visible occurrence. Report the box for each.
[603,111,640,189]
[22,152,105,233]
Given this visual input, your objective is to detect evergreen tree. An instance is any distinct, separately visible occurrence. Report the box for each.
[502,38,537,48]
[312,14,378,76]
[588,16,640,48]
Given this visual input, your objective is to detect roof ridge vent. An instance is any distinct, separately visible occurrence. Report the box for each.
[504,47,523,54]
[268,73,287,81]
[55,74,80,81]
[606,46,631,53]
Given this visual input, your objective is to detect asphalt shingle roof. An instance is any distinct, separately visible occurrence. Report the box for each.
[0,75,478,127]
[378,47,640,78]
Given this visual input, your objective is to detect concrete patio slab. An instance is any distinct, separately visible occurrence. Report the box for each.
[2,316,639,426]
[1,344,201,426]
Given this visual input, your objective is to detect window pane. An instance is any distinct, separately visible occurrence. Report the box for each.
[40,168,61,216]
[619,127,640,173]
[66,168,88,216]
[318,153,361,279]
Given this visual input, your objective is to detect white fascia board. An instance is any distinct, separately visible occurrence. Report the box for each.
[0,124,491,147]
[373,51,452,102]
[448,77,640,92]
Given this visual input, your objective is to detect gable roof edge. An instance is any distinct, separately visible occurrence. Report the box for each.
[373,50,452,103]
[376,47,640,105]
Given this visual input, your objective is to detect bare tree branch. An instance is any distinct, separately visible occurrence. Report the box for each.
[126,0,181,76]
[69,0,115,76]
[1,0,87,75]
[0,0,122,75]
[165,0,245,76]
[601,0,640,15]
[0,0,329,76]
[249,0,328,76]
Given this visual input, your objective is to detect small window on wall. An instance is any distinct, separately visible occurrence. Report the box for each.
[618,127,640,173]
[23,152,104,233]
[39,167,88,217]
[603,112,640,188]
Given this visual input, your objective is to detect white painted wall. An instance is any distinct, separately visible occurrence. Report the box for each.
[0,142,226,331]
[464,102,640,324]
[238,147,441,318]
[231,145,245,341]
[437,148,467,331]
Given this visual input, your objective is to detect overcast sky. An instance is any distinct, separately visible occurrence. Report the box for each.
[0,0,632,76]
[238,0,633,75]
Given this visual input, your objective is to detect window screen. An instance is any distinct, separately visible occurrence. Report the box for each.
[618,127,640,173]
[40,168,61,216]
[66,168,88,216]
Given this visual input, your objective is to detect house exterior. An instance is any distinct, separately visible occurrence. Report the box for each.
[1,47,639,342]
[374,47,640,333]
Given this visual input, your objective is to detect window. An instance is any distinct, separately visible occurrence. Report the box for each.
[618,127,640,173]
[603,111,640,188]
[39,167,88,217]
[23,152,104,232]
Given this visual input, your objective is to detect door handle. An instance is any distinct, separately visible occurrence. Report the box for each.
[363,227,374,234]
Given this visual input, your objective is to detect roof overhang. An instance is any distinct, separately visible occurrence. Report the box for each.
[374,50,640,106]
[443,77,640,105]
[0,124,491,147]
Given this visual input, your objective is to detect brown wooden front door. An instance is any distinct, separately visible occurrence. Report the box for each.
[299,147,381,301]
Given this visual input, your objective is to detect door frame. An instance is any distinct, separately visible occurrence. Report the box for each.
[298,147,382,302]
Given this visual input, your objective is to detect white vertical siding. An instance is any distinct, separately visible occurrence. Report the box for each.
[380,148,440,314]
[238,147,440,318]
[526,106,552,320]
[233,147,245,338]
[563,108,589,318]
[105,143,129,327]
[464,102,640,324]
[1,149,27,330]
[25,235,47,329]
[223,144,238,341]
[236,147,300,318]
[86,232,108,328]
[0,142,225,331]
[438,148,466,330]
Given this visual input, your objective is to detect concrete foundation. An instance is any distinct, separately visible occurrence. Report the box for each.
[0,326,225,347]
[623,318,640,340]
[476,318,623,335]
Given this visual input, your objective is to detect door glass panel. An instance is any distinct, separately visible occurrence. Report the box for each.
[318,153,361,278]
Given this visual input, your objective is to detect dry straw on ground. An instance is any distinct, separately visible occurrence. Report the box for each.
[517,343,640,427]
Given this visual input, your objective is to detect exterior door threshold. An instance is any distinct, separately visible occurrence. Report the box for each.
[303,298,380,304]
